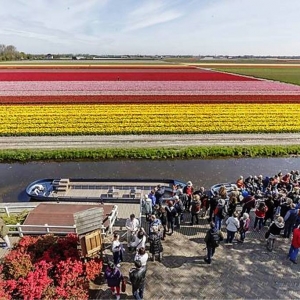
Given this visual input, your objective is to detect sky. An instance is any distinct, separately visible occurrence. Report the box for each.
[0,0,299,56]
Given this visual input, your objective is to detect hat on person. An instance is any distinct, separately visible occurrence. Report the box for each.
[186,181,192,186]
[173,195,179,201]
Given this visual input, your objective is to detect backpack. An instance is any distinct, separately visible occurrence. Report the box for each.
[214,205,227,219]
[221,205,228,218]
[210,230,221,248]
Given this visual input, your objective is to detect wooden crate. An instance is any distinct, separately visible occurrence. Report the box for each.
[80,229,103,257]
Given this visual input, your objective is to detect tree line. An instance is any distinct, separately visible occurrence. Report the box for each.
[0,44,32,61]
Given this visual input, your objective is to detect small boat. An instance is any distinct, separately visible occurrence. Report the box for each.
[26,178,186,203]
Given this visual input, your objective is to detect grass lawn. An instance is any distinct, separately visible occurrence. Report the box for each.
[212,67,300,86]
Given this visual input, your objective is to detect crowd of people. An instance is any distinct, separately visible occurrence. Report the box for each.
[104,171,300,298]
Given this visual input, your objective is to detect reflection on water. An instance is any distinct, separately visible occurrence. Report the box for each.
[0,157,300,203]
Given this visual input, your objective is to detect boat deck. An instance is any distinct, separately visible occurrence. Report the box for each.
[27,178,178,203]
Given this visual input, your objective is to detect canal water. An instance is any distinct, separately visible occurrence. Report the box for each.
[0,157,300,202]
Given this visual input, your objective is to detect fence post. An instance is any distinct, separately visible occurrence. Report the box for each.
[45,224,50,233]
[17,223,23,237]
[4,206,10,217]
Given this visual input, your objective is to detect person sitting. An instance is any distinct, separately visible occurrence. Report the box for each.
[32,184,45,195]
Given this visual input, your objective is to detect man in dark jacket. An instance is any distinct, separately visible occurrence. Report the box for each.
[204,221,224,264]
[129,260,147,300]
[155,184,165,207]
[173,195,184,228]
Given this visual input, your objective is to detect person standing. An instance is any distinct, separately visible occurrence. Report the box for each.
[134,247,149,266]
[208,194,219,223]
[129,260,147,300]
[125,214,140,249]
[148,226,163,262]
[287,224,300,264]
[0,217,11,249]
[225,212,240,243]
[130,228,147,252]
[283,204,299,238]
[183,181,194,211]
[165,200,177,235]
[173,195,184,228]
[241,192,256,215]
[155,184,165,207]
[157,206,167,240]
[266,216,284,251]
[148,189,156,207]
[237,213,250,243]
[253,202,268,232]
[190,194,201,225]
[204,221,224,264]
[111,233,124,267]
[214,199,226,231]
[104,261,124,300]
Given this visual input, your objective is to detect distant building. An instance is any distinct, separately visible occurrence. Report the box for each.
[45,54,53,60]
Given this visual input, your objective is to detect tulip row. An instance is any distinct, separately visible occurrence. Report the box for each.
[0,71,257,81]
[1,80,299,96]
[1,104,300,135]
[1,94,300,105]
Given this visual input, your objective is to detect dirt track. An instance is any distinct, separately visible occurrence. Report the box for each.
[0,133,298,150]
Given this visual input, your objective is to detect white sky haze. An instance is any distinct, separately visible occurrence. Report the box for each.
[0,0,299,56]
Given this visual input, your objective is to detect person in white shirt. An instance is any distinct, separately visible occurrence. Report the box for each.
[130,228,147,251]
[225,212,240,243]
[111,233,124,267]
[134,247,149,266]
[125,214,140,247]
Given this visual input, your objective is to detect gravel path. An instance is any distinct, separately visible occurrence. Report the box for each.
[0,133,298,150]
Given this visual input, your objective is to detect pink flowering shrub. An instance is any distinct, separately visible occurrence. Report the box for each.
[0,234,103,299]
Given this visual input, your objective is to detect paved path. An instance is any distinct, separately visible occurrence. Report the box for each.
[1,133,300,150]
[2,204,299,299]
[90,204,300,300]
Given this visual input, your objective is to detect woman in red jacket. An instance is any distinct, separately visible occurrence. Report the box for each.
[288,224,300,264]
[253,202,268,232]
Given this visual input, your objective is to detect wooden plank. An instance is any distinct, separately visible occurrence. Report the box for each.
[74,207,104,235]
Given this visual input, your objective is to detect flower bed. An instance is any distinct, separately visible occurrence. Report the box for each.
[0,64,299,136]
[0,70,258,81]
[0,234,103,300]
[1,103,300,135]
[1,94,300,104]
